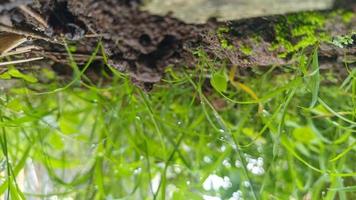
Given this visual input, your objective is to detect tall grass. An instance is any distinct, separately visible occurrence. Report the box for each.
[0,42,355,200]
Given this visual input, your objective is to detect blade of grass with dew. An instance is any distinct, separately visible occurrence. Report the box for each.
[219,77,303,104]
[318,98,356,126]
[328,186,356,192]
[155,132,186,200]
[138,89,167,159]
[329,141,356,162]
[185,69,259,200]
[273,88,297,157]
[35,40,101,95]
[309,48,320,108]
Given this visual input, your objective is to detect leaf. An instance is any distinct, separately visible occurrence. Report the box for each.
[329,142,356,162]
[211,70,228,93]
[0,33,27,54]
[6,99,24,112]
[328,186,356,192]
[0,72,11,79]
[48,133,65,150]
[229,65,263,112]
[292,126,316,143]
[59,116,78,134]
[309,49,320,108]
[59,114,80,134]
[8,68,38,83]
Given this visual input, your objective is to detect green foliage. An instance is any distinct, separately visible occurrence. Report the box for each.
[292,126,316,143]
[272,12,329,57]
[210,70,228,93]
[0,67,38,83]
[332,32,355,48]
[308,48,320,108]
[217,27,235,50]
[0,33,355,200]
[240,45,253,56]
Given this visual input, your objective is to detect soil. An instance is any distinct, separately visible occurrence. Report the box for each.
[1,0,355,87]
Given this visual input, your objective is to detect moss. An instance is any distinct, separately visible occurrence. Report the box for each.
[217,27,235,50]
[332,32,355,48]
[272,12,328,57]
[272,10,355,57]
[240,44,253,56]
[330,10,355,24]
[341,11,354,23]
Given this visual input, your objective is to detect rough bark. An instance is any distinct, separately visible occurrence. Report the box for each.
[143,0,335,23]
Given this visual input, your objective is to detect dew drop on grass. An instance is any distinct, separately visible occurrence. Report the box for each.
[203,174,232,191]
[91,143,97,149]
[262,109,270,117]
[135,116,141,120]
[243,181,251,187]
[177,121,182,125]
[257,157,264,165]
[182,143,191,152]
[230,190,243,200]
[106,194,114,200]
[220,145,227,152]
[174,166,182,174]
[204,156,212,163]
[222,159,231,168]
[133,168,142,175]
[219,129,225,133]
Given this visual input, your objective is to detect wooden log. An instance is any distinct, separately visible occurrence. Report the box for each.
[143,0,335,23]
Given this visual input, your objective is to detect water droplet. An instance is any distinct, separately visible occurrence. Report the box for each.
[134,168,142,175]
[243,181,251,187]
[219,129,225,133]
[222,159,231,168]
[174,166,182,174]
[204,156,212,163]
[177,121,182,125]
[136,116,141,120]
[257,157,264,166]
[262,109,269,117]
[220,145,227,152]
[235,160,242,168]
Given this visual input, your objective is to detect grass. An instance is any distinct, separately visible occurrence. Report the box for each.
[0,38,355,200]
